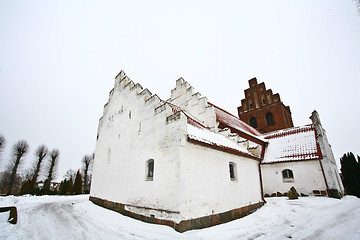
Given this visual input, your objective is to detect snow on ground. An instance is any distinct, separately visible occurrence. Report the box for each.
[1,195,360,240]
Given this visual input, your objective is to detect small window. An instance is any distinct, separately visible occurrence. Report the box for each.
[146,159,154,181]
[262,98,266,104]
[266,112,275,126]
[229,162,236,180]
[249,117,258,129]
[249,103,253,109]
[129,111,132,119]
[282,169,294,182]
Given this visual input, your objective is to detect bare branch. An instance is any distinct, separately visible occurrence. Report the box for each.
[82,154,93,193]
[7,140,29,195]
[42,149,60,193]
[0,134,5,153]
[30,145,48,187]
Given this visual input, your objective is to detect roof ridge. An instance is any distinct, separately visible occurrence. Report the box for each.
[264,124,314,139]
[207,102,262,136]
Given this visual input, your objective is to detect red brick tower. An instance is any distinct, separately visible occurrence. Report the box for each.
[237,78,293,133]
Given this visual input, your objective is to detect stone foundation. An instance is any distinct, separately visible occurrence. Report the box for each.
[89,196,264,232]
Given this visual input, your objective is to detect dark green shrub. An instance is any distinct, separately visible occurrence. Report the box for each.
[287,187,299,200]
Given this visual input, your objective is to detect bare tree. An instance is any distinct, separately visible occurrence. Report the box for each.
[43,149,59,192]
[82,154,93,193]
[30,145,48,189]
[7,140,29,195]
[0,134,5,161]
[63,169,76,181]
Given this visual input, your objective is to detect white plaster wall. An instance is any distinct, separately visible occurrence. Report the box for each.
[310,111,344,194]
[178,141,263,220]
[318,134,344,194]
[91,77,188,222]
[261,160,327,195]
[168,78,217,128]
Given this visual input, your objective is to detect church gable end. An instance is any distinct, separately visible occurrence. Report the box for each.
[237,78,294,133]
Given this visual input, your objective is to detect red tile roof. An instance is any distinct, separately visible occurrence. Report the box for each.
[208,103,265,145]
[262,125,322,163]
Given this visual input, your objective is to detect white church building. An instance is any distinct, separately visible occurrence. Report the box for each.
[90,71,344,232]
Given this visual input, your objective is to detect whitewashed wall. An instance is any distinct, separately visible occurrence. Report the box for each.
[91,73,188,222]
[179,141,263,219]
[261,160,327,195]
[91,72,264,223]
[310,111,344,194]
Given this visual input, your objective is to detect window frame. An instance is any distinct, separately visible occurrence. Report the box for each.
[282,169,294,182]
[229,162,237,181]
[249,117,258,129]
[146,159,154,181]
[266,112,275,126]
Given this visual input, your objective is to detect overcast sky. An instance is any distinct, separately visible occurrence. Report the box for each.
[1,0,359,180]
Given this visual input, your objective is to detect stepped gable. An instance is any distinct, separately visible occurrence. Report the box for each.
[168,78,217,128]
[237,77,294,133]
[262,125,323,164]
[100,70,165,124]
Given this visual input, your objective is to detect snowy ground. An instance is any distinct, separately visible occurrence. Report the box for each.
[1,195,360,240]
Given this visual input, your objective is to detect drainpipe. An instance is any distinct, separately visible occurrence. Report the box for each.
[258,161,266,203]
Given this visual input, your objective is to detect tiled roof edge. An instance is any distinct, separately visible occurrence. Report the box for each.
[264,125,314,139]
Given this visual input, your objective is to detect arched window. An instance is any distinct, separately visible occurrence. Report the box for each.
[249,117,258,129]
[282,169,294,182]
[266,112,275,126]
[229,162,236,180]
[146,159,154,181]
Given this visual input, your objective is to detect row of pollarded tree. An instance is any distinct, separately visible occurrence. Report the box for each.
[0,134,93,196]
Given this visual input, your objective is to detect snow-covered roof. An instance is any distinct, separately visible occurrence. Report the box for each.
[187,124,259,159]
[208,103,264,141]
[262,125,322,164]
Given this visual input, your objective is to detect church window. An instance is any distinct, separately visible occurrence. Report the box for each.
[129,111,132,119]
[249,103,253,109]
[262,98,266,104]
[146,159,154,181]
[229,162,236,180]
[249,117,258,129]
[266,112,275,126]
[282,169,294,182]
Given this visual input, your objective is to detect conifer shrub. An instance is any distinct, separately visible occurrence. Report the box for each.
[271,193,276,197]
[276,192,283,197]
[287,187,299,200]
[73,170,83,195]
[264,194,270,197]
[19,180,32,195]
[39,179,50,195]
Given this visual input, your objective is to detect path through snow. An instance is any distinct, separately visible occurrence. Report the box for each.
[1,195,360,240]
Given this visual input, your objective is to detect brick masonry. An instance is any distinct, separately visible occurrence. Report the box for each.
[89,196,264,232]
[238,78,293,133]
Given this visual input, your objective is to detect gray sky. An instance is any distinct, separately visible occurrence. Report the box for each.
[1,0,359,180]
